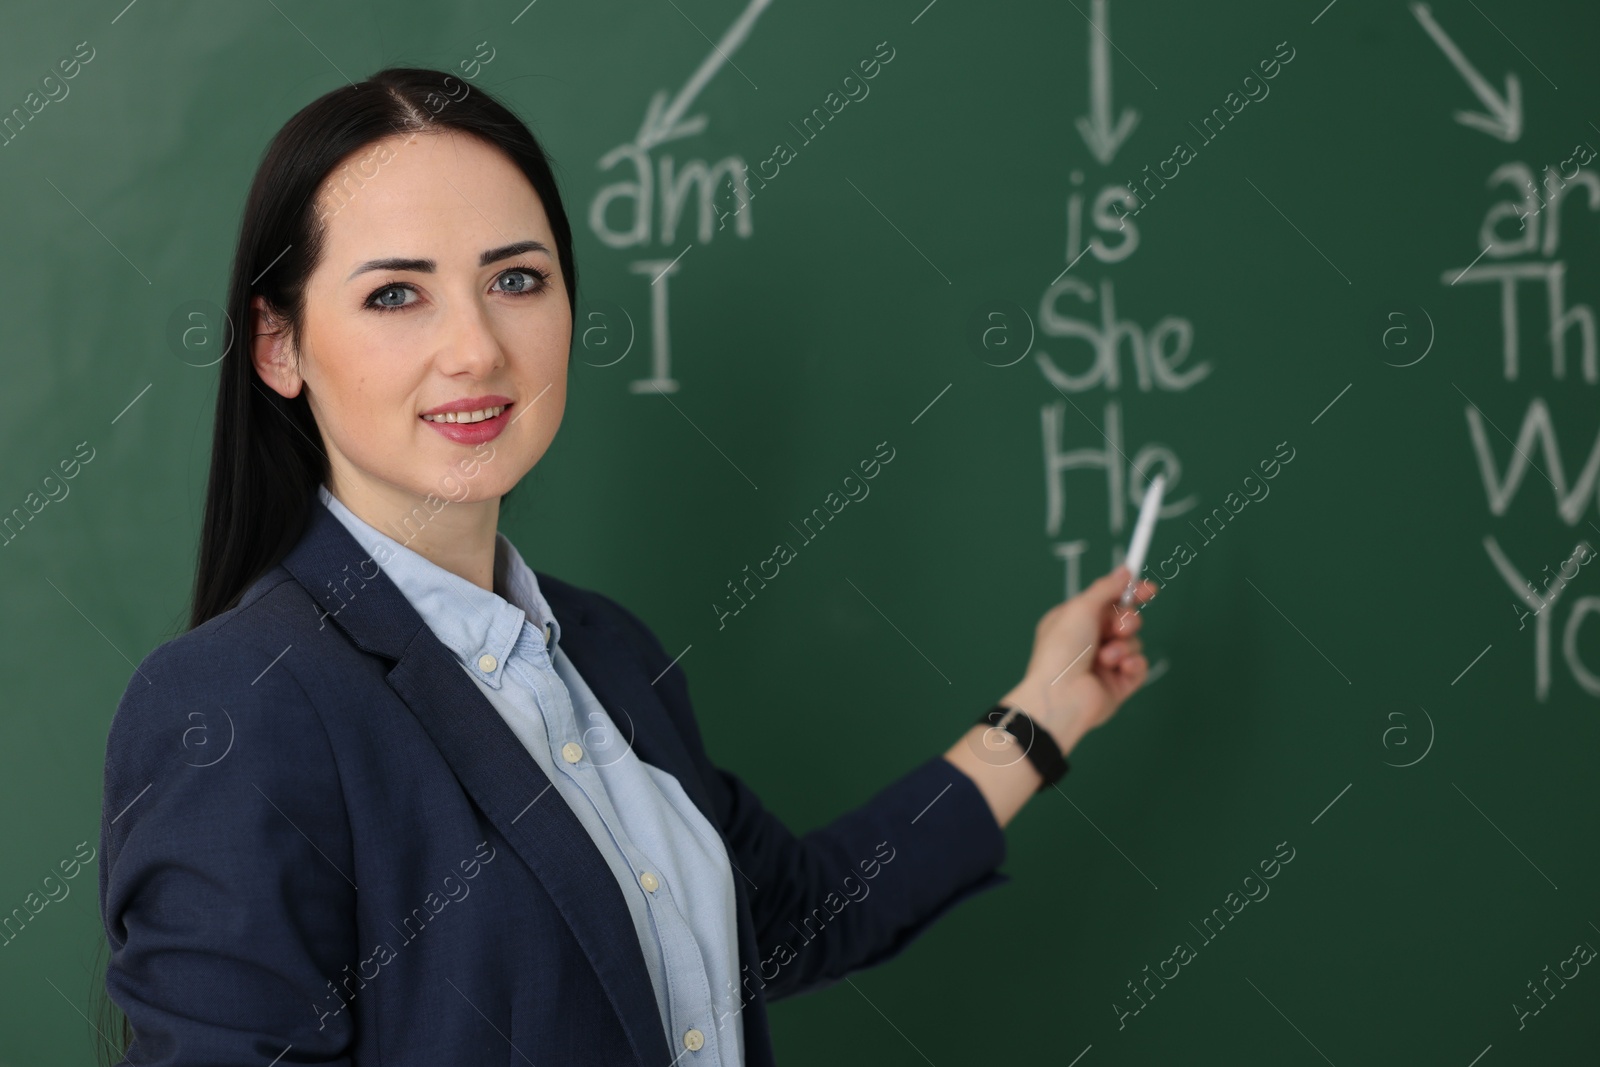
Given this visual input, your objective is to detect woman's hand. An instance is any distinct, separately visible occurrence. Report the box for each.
[943,566,1158,828]
[996,565,1157,754]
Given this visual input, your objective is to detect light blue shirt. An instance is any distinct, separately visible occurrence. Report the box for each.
[317,485,744,1063]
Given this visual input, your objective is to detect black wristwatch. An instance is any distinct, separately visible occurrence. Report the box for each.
[975,704,1070,791]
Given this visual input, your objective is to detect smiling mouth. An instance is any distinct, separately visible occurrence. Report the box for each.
[421,404,509,424]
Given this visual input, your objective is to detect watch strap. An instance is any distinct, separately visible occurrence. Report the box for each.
[976,703,1070,790]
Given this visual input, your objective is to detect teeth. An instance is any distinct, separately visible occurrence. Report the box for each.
[423,405,506,424]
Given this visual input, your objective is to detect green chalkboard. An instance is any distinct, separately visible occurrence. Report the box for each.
[3,0,1598,1062]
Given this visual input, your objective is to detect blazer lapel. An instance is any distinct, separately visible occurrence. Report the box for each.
[282,501,672,1067]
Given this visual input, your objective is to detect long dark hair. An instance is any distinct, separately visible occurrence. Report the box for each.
[94,66,578,1065]
[190,65,578,632]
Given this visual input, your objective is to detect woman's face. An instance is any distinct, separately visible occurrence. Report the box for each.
[253,130,570,512]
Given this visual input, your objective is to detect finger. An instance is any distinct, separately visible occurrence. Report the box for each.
[1100,652,1146,700]
[1085,565,1132,605]
[1105,604,1144,637]
[1102,579,1158,630]
[1114,579,1159,615]
[1098,638,1138,665]
[1111,654,1149,701]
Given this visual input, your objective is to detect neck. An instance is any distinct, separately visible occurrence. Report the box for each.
[327,472,500,593]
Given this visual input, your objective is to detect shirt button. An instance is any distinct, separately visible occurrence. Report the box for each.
[639,871,660,893]
[561,741,583,763]
[478,653,497,672]
[682,1029,704,1051]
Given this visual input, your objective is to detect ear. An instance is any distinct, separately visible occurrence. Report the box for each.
[250,295,302,398]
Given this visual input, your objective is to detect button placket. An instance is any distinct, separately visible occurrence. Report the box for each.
[615,839,718,1060]
[510,624,724,1062]
[656,884,721,1062]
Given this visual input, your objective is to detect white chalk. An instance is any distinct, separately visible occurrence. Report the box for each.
[1120,474,1165,605]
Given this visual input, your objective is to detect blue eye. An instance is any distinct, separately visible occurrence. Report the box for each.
[493,267,549,295]
[366,284,417,311]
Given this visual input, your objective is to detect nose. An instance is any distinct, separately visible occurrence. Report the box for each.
[437,289,504,378]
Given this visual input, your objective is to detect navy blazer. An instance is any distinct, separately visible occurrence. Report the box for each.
[99,498,1011,1066]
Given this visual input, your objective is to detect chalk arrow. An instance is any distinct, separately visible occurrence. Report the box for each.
[1074,0,1139,164]
[627,0,773,155]
[1411,2,1522,143]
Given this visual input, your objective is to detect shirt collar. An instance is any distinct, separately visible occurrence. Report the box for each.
[315,483,561,687]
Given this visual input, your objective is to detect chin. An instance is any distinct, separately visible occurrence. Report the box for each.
[410,439,517,504]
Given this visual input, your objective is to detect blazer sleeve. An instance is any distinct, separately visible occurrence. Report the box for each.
[598,594,1012,1001]
[99,627,358,1065]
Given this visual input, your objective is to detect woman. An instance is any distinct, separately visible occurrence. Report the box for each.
[97,67,1154,1066]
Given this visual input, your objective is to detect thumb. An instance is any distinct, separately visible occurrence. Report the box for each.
[1084,565,1132,606]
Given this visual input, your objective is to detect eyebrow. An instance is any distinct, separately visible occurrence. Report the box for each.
[346,240,553,281]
